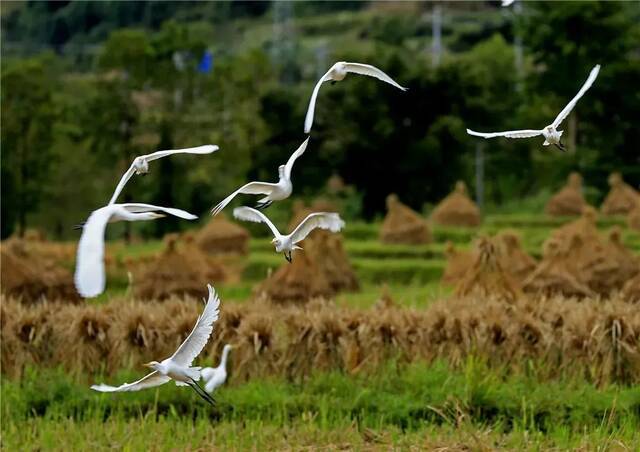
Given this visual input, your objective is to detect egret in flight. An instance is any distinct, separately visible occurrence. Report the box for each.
[91,284,220,405]
[108,145,219,205]
[466,64,600,151]
[233,206,345,262]
[211,138,309,215]
[201,344,232,394]
[74,203,197,298]
[304,62,407,133]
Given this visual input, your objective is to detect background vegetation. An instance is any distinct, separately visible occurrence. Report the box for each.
[2,1,639,239]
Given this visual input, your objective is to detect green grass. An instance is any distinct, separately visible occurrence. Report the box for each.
[3,360,639,450]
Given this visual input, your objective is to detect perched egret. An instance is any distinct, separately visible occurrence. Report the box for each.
[233,206,345,262]
[466,64,601,151]
[201,344,232,394]
[211,138,309,215]
[304,62,407,133]
[91,284,220,405]
[108,145,219,205]
[74,203,197,298]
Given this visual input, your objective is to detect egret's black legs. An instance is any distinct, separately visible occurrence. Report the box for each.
[285,251,292,263]
[255,200,272,210]
[554,141,566,152]
[73,222,86,230]
[189,378,216,405]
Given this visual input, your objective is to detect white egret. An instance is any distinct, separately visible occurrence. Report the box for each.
[108,145,219,205]
[74,203,197,298]
[211,138,309,215]
[201,344,232,394]
[466,64,600,151]
[501,0,515,6]
[233,206,345,262]
[91,284,220,405]
[304,62,407,133]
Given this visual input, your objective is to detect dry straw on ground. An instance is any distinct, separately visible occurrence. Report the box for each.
[545,172,588,217]
[627,202,640,231]
[1,238,80,303]
[3,292,638,386]
[379,194,431,244]
[601,172,640,215]
[431,181,481,227]
[133,234,227,300]
[195,214,250,255]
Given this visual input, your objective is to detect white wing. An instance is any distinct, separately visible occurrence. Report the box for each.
[211,182,279,216]
[107,145,218,205]
[121,203,198,220]
[552,64,600,128]
[343,62,408,91]
[144,145,219,162]
[304,69,333,134]
[289,212,345,244]
[91,371,170,392]
[284,138,309,180]
[502,0,515,6]
[108,165,136,206]
[233,206,281,238]
[170,284,221,366]
[74,206,113,298]
[466,128,543,139]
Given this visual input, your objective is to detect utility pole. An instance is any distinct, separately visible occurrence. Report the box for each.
[432,5,442,67]
[272,0,295,84]
[475,142,485,212]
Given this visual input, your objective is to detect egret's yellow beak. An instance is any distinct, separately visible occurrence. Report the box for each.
[143,362,154,368]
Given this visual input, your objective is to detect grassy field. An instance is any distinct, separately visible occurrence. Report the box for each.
[3,361,639,450]
[3,213,639,450]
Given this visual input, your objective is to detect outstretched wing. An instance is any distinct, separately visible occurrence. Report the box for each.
[74,206,112,298]
[233,206,281,238]
[284,138,310,180]
[552,64,600,128]
[466,128,542,139]
[343,62,408,91]
[289,212,345,244]
[91,371,170,392]
[108,165,136,206]
[144,145,219,162]
[304,69,333,134]
[211,182,278,216]
[170,284,221,366]
[122,203,198,220]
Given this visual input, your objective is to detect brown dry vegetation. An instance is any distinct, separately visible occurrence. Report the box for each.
[2,293,639,386]
[431,181,481,227]
[379,194,431,244]
[601,172,640,215]
[195,214,249,255]
[545,172,589,217]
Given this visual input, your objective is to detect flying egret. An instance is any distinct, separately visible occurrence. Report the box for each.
[74,203,197,298]
[233,206,345,262]
[501,0,515,6]
[304,62,407,133]
[108,145,219,205]
[466,64,600,151]
[201,344,232,394]
[91,284,220,405]
[211,138,309,215]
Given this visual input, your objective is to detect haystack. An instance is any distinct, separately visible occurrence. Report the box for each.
[495,231,537,283]
[0,241,79,303]
[195,214,249,255]
[594,227,640,291]
[601,172,640,215]
[621,273,640,303]
[379,194,431,244]
[134,234,227,300]
[255,250,333,303]
[305,232,359,292]
[441,241,473,285]
[454,236,522,302]
[551,206,600,243]
[523,237,595,298]
[431,181,481,227]
[628,203,640,231]
[545,172,588,217]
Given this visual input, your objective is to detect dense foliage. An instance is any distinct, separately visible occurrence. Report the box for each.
[2,1,639,238]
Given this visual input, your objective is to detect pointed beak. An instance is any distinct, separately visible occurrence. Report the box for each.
[143,362,153,368]
[151,213,166,219]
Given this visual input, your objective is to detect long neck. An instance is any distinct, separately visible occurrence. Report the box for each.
[278,166,286,181]
[219,347,231,369]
